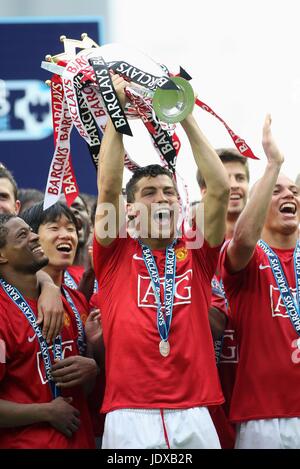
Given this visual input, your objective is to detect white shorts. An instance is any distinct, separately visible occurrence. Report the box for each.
[235,418,300,449]
[102,407,221,449]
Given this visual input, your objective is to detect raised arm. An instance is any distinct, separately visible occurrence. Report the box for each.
[36,270,64,342]
[226,115,284,273]
[94,75,127,247]
[181,114,230,246]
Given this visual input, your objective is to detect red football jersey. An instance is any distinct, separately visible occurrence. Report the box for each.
[210,276,237,448]
[89,291,100,311]
[0,286,95,449]
[220,243,300,422]
[93,231,224,413]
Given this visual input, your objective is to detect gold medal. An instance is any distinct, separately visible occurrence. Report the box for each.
[159,340,170,357]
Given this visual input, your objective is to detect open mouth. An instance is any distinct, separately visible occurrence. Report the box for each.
[31,245,44,255]
[230,194,242,201]
[153,208,172,225]
[279,202,297,215]
[56,243,72,253]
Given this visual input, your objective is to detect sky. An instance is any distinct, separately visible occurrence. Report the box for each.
[109,0,300,201]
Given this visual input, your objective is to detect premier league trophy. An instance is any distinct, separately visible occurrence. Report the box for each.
[41,33,257,210]
[41,33,196,209]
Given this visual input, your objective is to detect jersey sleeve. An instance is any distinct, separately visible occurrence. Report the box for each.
[194,239,224,283]
[0,337,6,381]
[0,307,14,382]
[184,221,224,282]
[219,242,260,299]
[89,292,100,311]
[93,234,128,288]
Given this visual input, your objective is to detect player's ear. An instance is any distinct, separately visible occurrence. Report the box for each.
[0,249,8,265]
[126,203,136,220]
[15,200,21,215]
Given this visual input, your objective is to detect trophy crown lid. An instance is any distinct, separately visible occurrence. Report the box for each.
[48,33,99,64]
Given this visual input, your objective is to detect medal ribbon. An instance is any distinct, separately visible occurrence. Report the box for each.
[258,239,300,334]
[62,287,86,356]
[63,270,98,304]
[0,279,62,398]
[139,239,177,343]
[214,338,224,365]
[211,276,225,298]
[63,270,78,290]
[93,279,99,294]
[211,276,227,364]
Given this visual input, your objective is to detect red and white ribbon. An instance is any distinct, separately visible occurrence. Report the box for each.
[44,94,73,210]
[195,97,258,159]
[49,75,79,206]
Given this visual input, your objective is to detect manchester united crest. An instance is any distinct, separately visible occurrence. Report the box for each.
[63,312,71,328]
[175,247,188,262]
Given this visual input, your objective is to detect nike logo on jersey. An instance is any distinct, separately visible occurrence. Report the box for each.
[133,253,144,261]
[28,333,37,342]
[0,339,6,363]
[259,264,271,270]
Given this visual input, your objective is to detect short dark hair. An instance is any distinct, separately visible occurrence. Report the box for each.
[79,193,97,214]
[126,165,176,203]
[0,213,16,248]
[196,148,250,189]
[73,194,89,212]
[21,201,78,235]
[18,188,44,214]
[90,200,97,226]
[0,164,18,201]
